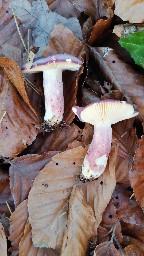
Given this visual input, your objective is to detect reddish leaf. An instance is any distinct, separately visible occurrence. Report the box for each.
[28,146,87,249]
[9,152,57,207]
[124,244,144,255]
[112,184,144,241]
[94,241,119,256]
[123,235,144,253]
[0,71,40,158]
[42,24,84,124]
[90,47,144,118]
[61,186,96,256]
[130,136,144,208]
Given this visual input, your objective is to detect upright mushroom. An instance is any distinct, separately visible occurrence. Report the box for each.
[22,54,82,126]
[72,100,138,179]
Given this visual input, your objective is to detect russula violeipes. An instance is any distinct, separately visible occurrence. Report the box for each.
[22,54,82,126]
[72,100,138,179]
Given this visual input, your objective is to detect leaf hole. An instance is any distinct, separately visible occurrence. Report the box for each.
[109,214,113,219]
[100,181,103,185]
[112,60,115,63]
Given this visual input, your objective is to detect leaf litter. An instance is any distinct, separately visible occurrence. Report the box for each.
[0,0,144,255]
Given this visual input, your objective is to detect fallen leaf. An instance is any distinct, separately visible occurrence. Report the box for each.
[9,200,28,250]
[0,57,37,115]
[81,144,118,229]
[0,71,40,158]
[90,47,144,117]
[47,0,80,18]
[19,222,58,256]
[10,0,82,57]
[61,186,96,256]
[130,136,144,208]
[42,24,85,124]
[114,0,144,23]
[26,124,83,154]
[112,184,144,241]
[123,235,144,253]
[124,244,144,255]
[9,152,57,207]
[88,18,113,45]
[94,241,119,256]
[113,24,140,38]
[0,222,7,256]
[28,146,87,250]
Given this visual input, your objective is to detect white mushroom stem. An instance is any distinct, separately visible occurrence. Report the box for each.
[82,125,112,179]
[43,69,64,125]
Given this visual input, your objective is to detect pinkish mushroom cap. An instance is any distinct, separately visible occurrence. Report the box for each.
[72,100,138,179]
[22,54,82,125]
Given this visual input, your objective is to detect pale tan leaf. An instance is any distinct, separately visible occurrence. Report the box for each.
[81,144,118,228]
[19,222,58,256]
[28,146,87,250]
[114,0,144,23]
[61,186,96,256]
[0,222,7,256]
[9,200,28,250]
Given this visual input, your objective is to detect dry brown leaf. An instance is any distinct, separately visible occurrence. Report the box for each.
[112,184,144,241]
[91,47,144,118]
[114,0,144,23]
[123,235,144,253]
[94,241,119,256]
[130,136,144,208]
[0,222,7,256]
[9,200,28,250]
[88,17,113,45]
[124,244,144,255]
[0,71,40,158]
[19,222,58,256]
[0,57,37,115]
[47,0,80,18]
[71,0,113,20]
[26,124,83,154]
[42,24,84,124]
[28,146,87,250]
[81,144,118,228]
[9,152,57,207]
[61,186,96,256]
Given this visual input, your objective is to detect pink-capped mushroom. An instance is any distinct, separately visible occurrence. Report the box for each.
[22,54,82,126]
[72,100,138,179]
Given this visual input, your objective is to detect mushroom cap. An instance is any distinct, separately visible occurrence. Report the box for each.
[72,100,139,126]
[22,53,83,73]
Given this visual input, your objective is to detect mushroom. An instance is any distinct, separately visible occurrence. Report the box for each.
[22,54,82,126]
[72,100,138,179]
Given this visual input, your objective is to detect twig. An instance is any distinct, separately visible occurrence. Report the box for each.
[6,201,12,215]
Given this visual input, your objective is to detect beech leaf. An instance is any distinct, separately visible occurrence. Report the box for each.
[119,30,144,69]
[28,146,87,249]
[61,186,96,256]
[0,222,7,256]
[9,200,28,250]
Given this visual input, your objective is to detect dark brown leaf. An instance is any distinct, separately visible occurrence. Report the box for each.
[0,71,40,158]
[9,152,57,207]
[94,241,119,256]
[90,47,144,118]
[47,0,80,18]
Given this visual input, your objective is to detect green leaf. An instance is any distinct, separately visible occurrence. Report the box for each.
[119,30,144,68]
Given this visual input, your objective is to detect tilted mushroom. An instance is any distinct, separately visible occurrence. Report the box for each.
[22,54,82,126]
[72,100,138,179]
